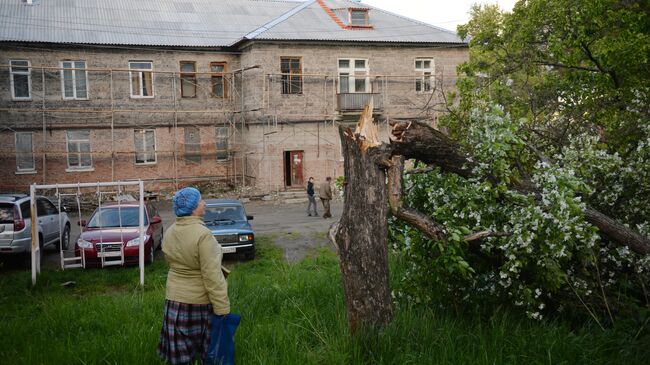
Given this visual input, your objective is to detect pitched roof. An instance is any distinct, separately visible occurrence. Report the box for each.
[0,0,465,47]
[0,0,300,47]
[247,0,464,44]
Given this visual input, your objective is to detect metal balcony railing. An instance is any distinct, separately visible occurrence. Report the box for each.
[336,93,383,111]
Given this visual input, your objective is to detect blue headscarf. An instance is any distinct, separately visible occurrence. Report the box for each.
[173,187,202,217]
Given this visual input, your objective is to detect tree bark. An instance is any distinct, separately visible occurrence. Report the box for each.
[333,106,393,333]
[390,120,650,256]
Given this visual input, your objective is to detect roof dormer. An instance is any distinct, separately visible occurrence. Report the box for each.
[317,0,373,30]
[349,8,370,27]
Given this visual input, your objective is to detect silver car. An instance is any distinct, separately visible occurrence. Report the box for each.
[0,194,71,265]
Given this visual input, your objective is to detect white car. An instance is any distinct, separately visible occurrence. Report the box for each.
[0,194,71,266]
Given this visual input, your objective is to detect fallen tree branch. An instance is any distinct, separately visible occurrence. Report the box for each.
[463,231,513,242]
[390,120,474,178]
[390,120,650,256]
[387,155,446,241]
[405,166,434,175]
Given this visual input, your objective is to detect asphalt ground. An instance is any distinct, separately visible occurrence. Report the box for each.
[1,199,343,271]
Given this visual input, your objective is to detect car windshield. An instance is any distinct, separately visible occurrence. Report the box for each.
[87,207,147,228]
[0,204,13,223]
[204,205,245,223]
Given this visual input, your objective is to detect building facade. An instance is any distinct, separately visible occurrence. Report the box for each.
[0,0,468,194]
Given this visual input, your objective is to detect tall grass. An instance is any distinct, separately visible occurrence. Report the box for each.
[0,236,647,364]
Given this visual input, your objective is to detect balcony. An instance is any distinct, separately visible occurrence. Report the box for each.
[336,93,383,112]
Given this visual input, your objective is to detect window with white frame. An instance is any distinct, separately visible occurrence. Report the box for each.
[66,130,92,170]
[9,60,31,100]
[415,58,434,93]
[61,60,88,99]
[129,61,154,98]
[15,132,35,172]
[134,129,156,164]
[215,126,230,161]
[338,58,369,93]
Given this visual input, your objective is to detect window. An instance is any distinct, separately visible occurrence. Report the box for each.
[180,61,197,98]
[134,129,156,164]
[350,9,368,26]
[66,130,92,170]
[37,198,58,216]
[184,127,201,163]
[9,60,31,100]
[338,58,369,93]
[280,57,302,94]
[215,126,230,161]
[15,132,35,172]
[129,61,154,98]
[210,62,227,98]
[20,201,30,220]
[61,60,88,99]
[415,58,434,93]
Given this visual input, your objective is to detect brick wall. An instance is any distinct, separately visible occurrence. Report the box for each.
[0,42,468,193]
[0,126,240,192]
[239,42,469,122]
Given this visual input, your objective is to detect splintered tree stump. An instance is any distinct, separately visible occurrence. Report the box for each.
[334,103,393,332]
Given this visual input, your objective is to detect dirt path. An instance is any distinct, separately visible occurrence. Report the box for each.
[244,200,342,262]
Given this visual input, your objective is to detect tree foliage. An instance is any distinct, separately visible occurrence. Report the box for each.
[389,0,650,324]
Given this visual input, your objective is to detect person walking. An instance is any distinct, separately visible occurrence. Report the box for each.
[158,187,230,365]
[319,176,333,218]
[306,177,318,217]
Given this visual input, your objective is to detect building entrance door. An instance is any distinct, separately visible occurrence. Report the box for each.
[284,151,304,187]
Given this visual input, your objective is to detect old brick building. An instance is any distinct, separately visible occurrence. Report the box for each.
[0,0,468,193]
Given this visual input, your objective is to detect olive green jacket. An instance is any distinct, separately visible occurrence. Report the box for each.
[162,215,230,315]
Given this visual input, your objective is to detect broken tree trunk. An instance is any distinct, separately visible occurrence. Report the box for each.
[333,103,393,332]
[390,120,650,256]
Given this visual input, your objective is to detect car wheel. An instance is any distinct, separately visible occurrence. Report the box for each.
[58,225,70,251]
[147,244,155,264]
[244,249,256,261]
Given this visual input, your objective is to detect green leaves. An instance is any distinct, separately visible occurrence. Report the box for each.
[393,0,649,325]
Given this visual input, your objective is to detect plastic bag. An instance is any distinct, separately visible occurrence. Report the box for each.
[205,313,241,365]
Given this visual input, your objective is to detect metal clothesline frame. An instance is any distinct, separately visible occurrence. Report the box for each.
[29,180,146,286]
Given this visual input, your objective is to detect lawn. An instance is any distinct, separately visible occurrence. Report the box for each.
[0,236,647,364]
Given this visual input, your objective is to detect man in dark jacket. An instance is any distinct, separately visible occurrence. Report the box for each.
[306,177,318,216]
[319,176,333,218]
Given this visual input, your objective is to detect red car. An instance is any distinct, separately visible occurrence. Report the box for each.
[74,202,163,267]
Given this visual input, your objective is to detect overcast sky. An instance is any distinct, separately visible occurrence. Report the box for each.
[361,0,518,32]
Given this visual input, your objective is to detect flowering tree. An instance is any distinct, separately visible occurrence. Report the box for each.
[334,0,649,331]
[389,0,649,324]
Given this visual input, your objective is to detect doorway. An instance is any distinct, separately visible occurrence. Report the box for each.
[284,150,304,187]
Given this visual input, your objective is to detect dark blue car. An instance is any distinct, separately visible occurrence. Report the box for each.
[204,199,255,260]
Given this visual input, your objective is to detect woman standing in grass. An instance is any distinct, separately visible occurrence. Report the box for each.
[157,187,230,365]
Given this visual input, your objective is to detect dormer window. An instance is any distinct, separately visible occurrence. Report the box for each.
[349,9,369,26]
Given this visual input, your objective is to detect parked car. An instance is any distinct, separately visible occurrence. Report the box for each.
[0,194,71,265]
[75,201,163,267]
[204,199,255,260]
